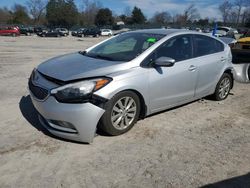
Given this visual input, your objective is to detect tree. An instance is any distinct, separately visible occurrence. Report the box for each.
[183,4,200,22]
[80,0,102,26]
[95,8,113,26]
[151,11,172,25]
[131,6,146,24]
[0,7,12,24]
[46,0,78,28]
[196,18,209,26]
[11,4,31,24]
[234,0,248,26]
[123,6,131,17]
[219,0,232,24]
[26,0,47,24]
[176,4,200,26]
[64,0,79,27]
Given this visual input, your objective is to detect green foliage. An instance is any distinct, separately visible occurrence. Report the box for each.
[0,7,12,24]
[11,4,31,24]
[46,0,78,28]
[94,8,113,26]
[131,6,146,24]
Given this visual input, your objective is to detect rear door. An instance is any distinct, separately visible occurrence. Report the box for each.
[192,34,226,97]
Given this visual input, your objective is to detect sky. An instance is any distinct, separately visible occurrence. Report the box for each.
[0,0,223,20]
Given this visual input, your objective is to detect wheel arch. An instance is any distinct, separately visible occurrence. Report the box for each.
[224,68,234,89]
[107,89,147,119]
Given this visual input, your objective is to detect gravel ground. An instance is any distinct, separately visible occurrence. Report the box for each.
[0,35,249,188]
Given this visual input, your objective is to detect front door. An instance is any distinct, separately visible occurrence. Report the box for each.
[146,35,198,113]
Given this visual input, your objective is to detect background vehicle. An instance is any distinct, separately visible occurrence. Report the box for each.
[72,28,85,37]
[29,29,234,143]
[215,26,238,37]
[230,30,250,83]
[77,28,101,37]
[34,27,46,35]
[19,26,34,36]
[37,29,64,37]
[101,29,113,36]
[0,26,20,37]
[55,28,69,36]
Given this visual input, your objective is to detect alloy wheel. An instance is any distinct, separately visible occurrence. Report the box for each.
[111,97,137,130]
[218,77,231,99]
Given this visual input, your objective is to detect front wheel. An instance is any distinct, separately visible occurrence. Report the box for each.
[212,73,233,101]
[99,91,140,136]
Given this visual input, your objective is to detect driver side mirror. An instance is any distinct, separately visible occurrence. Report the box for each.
[154,57,175,67]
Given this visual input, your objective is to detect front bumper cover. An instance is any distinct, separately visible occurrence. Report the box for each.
[30,94,105,143]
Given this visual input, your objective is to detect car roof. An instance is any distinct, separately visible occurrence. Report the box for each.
[128,29,193,36]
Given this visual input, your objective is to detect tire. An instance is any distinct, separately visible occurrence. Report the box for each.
[12,33,16,37]
[99,91,140,136]
[42,34,45,37]
[212,73,233,101]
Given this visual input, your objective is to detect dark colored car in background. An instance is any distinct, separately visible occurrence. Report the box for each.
[37,29,64,37]
[72,28,85,37]
[77,28,101,37]
[34,27,45,34]
[0,26,20,37]
[19,26,34,36]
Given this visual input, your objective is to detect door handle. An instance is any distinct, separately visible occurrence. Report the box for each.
[220,57,227,62]
[188,65,197,71]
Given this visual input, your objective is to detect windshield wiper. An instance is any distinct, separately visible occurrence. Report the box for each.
[78,51,86,55]
[94,54,114,61]
[79,51,114,61]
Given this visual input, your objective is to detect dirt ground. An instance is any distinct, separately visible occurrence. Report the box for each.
[0,35,249,188]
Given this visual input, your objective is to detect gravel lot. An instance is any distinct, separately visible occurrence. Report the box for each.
[0,35,249,188]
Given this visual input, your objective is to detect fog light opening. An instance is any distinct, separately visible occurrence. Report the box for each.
[48,120,78,133]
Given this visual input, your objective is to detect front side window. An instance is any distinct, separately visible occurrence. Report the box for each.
[143,35,193,66]
[194,35,224,57]
[85,32,165,61]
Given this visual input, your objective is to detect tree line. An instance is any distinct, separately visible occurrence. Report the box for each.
[0,0,249,28]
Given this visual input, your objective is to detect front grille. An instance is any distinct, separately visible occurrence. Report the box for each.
[29,80,49,100]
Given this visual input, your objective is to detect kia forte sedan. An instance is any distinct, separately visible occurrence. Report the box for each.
[29,29,234,143]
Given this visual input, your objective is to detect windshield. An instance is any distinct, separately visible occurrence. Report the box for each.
[85,32,165,61]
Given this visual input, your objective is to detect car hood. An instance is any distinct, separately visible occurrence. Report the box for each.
[37,52,130,82]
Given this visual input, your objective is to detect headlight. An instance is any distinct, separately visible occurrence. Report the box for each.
[51,78,111,103]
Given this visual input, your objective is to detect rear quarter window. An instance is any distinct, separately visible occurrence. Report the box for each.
[194,35,224,57]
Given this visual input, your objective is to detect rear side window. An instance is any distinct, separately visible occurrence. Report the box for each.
[194,35,224,57]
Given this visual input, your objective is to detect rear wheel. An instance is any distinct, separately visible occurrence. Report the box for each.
[212,73,232,101]
[99,91,140,136]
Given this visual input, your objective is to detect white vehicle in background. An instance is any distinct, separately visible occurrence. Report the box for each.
[101,29,113,36]
[55,28,69,36]
[215,27,238,37]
